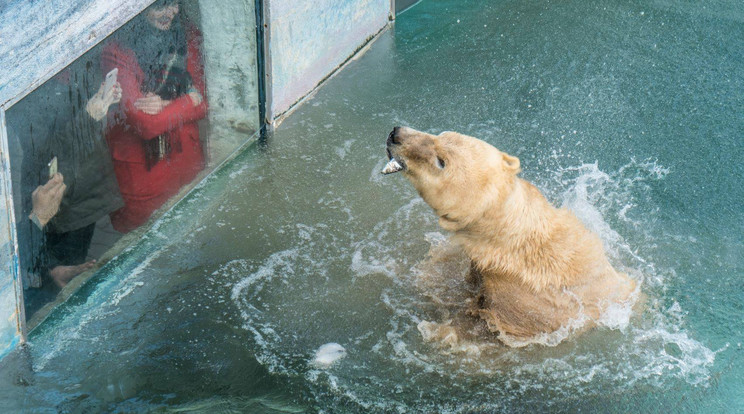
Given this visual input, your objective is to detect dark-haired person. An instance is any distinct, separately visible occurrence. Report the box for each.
[8,65,123,291]
[102,0,207,233]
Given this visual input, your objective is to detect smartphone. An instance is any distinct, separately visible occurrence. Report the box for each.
[103,68,118,95]
[48,156,58,179]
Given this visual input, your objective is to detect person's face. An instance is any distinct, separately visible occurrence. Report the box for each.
[146,3,179,31]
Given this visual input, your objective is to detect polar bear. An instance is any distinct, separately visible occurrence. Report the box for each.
[382,126,637,344]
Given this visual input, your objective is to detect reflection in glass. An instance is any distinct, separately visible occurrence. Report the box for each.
[6,59,124,314]
[5,0,261,326]
[103,0,208,233]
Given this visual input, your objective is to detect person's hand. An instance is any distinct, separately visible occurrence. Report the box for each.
[30,173,66,228]
[49,260,97,288]
[134,93,171,115]
[188,90,202,106]
[105,81,122,106]
[86,81,122,121]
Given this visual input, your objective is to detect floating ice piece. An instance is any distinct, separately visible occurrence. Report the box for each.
[381,158,403,174]
[312,343,347,368]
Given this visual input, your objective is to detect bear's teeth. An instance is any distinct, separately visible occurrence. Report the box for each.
[381,158,403,174]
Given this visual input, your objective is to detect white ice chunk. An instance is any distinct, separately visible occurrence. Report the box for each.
[312,343,347,368]
[381,158,403,174]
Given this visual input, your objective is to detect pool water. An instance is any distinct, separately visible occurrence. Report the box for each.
[2,0,743,412]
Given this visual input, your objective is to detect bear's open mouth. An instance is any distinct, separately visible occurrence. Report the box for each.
[382,156,405,175]
[382,130,406,175]
[382,145,406,174]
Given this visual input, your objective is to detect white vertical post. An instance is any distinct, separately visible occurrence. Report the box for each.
[0,106,26,358]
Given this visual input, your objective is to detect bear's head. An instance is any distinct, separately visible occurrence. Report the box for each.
[383,126,521,233]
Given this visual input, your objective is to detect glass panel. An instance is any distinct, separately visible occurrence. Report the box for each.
[4,0,260,327]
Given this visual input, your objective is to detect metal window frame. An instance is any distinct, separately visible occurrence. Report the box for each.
[256,0,269,141]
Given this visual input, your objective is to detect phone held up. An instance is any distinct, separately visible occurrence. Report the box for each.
[48,156,57,179]
[103,68,118,96]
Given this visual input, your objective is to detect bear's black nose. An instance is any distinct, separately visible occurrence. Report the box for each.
[388,127,401,145]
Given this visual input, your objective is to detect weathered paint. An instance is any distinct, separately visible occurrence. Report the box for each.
[0,108,23,360]
[0,0,157,108]
[265,0,390,120]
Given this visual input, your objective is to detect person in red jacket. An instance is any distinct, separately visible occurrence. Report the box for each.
[102,0,207,233]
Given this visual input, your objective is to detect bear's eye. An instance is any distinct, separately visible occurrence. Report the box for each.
[436,157,446,169]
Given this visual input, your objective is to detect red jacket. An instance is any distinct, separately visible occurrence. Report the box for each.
[102,26,208,232]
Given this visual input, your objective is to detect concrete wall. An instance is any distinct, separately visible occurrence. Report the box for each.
[265,0,392,120]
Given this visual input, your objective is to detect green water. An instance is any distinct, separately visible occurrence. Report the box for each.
[1,0,742,412]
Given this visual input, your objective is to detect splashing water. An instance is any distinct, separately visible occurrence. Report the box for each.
[226,158,717,411]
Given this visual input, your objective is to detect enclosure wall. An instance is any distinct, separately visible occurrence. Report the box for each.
[265,0,391,120]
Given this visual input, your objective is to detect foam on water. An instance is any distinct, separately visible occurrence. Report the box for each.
[31,237,169,371]
[227,159,716,411]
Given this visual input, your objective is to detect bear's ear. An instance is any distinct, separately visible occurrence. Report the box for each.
[439,214,464,232]
[502,153,521,174]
